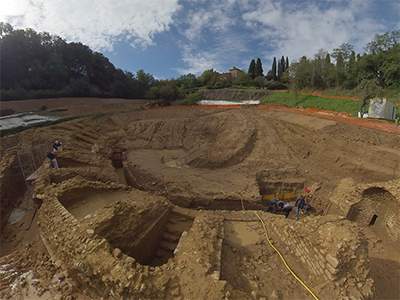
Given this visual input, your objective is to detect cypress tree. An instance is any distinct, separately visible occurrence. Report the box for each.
[277,60,282,81]
[286,56,289,71]
[248,59,256,79]
[255,58,263,77]
[278,56,285,81]
[344,51,357,88]
[272,57,277,81]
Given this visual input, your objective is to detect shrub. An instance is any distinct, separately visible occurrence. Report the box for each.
[178,91,201,106]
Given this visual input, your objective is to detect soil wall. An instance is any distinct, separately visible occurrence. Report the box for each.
[200,89,271,100]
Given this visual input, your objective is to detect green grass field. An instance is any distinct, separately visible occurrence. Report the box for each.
[260,91,367,117]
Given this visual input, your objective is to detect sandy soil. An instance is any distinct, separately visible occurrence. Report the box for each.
[0,97,399,300]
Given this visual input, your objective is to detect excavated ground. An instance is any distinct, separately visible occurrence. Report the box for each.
[0,97,399,300]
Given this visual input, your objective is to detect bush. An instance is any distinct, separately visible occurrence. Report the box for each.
[178,91,201,106]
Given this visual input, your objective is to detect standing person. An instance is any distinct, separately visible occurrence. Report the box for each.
[47,151,59,169]
[282,201,292,218]
[395,117,399,133]
[52,141,62,151]
[295,195,305,219]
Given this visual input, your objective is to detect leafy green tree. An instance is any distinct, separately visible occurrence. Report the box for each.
[380,44,400,89]
[45,53,69,90]
[354,78,385,100]
[89,52,116,92]
[312,55,324,89]
[133,69,156,98]
[332,43,354,63]
[364,30,400,54]
[146,86,160,99]
[67,77,92,97]
[248,59,256,79]
[357,52,380,81]
[61,42,93,78]
[255,58,263,77]
[200,69,216,85]
[179,91,201,106]
[0,22,13,38]
[293,56,312,89]
[254,76,268,88]
[28,59,48,90]
[159,80,179,105]
[236,72,253,86]
[176,73,199,89]
[0,28,42,89]
[109,69,136,98]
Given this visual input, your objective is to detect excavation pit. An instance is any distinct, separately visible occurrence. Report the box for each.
[3,105,399,300]
[57,187,126,220]
[55,157,98,169]
[224,221,262,246]
[115,168,128,185]
[89,203,194,266]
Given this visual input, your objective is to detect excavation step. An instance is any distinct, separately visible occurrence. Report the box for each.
[162,232,180,243]
[159,240,176,252]
[169,215,191,224]
[156,249,167,258]
[165,224,183,236]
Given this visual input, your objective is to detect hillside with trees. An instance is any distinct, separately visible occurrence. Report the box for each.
[1,22,399,105]
[0,23,159,100]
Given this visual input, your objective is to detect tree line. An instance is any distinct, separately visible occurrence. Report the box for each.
[289,35,399,96]
[0,23,160,100]
[255,30,399,99]
[1,21,399,104]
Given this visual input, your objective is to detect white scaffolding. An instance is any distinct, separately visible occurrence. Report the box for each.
[16,144,48,189]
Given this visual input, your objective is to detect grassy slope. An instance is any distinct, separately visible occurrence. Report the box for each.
[260,91,399,118]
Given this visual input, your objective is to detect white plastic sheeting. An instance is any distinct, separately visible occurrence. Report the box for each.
[198,100,260,105]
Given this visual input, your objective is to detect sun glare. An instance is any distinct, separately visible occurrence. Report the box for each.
[0,1,18,21]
